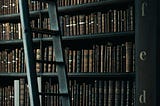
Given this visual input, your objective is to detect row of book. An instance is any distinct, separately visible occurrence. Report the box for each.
[0,0,48,15]
[57,0,111,7]
[0,41,134,73]
[57,0,125,6]
[0,19,51,40]
[0,0,18,15]
[0,78,135,106]
[60,6,134,36]
[0,0,127,15]
[65,42,135,73]
[0,85,14,106]
[0,23,21,40]
[0,0,106,15]
[0,6,134,40]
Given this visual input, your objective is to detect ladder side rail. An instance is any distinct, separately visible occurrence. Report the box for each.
[48,1,71,106]
[19,0,40,106]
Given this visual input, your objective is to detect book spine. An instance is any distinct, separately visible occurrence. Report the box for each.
[115,80,121,106]
[108,80,115,106]
[20,79,25,106]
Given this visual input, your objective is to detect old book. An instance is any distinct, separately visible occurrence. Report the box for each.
[76,50,82,72]
[115,80,121,106]
[72,50,77,72]
[94,80,99,105]
[83,49,89,72]
[79,15,86,35]
[98,80,104,105]
[20,78,25,106]
[104,80,109,106]
[89,49,93,72]
[126,42,133,72]
[108,80,115,106]
[116,45,121,72]
[121,80,127,106]
[121,43,126,72]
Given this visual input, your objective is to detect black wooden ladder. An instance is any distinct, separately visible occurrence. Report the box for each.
[18,0,70,106]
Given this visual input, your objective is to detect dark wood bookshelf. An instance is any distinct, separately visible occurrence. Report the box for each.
[0,0,136,105]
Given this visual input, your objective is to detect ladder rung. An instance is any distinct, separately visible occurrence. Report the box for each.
[32,28,60,35]
[39,92,68,96]
[36,60,64,64]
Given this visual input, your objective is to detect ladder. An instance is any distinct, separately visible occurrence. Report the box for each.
[18,0,70,106]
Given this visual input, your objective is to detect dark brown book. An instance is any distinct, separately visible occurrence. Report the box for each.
[113,9,117,32]
[20,79,25,106]
[79,83,83,106]
[121,43,126,72]
[0,52,2,72]
[89,49,93,72]
[94,80,99,105]
[6,50,11,72]
[97,12,102,33]
[72,50,77,72]
[75,81,80,106]
[98,80,104,105]
[107,43,112,72]
[125,42,133,72]
[65,15,70,36]
[101,13,106,33]
[93,13,98,34]
[79,15,86,35]
[68,49,73,72]
[82,82,87,106]
[89,13,94,34]
[83,49,89,72]
[108,80,115,106]
[111,45,116,72]
[109,9,114,32]
[104,80,109,106]
[76,50,82,72]
[69,16,73,36]
[116,45,121,72]
[91,82,95,106]
[85,14,89,35]
[100,45,105,72]
[72,15,77,36]
[115,80,121,106]
[15,48,20,72]
[121,80,127,106]
[20,48,25,72]
[88,83,92,106]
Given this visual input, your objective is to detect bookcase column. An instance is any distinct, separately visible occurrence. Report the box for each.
[135,0,160,105]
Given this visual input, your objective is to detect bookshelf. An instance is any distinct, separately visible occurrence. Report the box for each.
[0,0,144,105]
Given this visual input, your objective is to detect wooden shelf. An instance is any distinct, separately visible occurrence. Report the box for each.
[0,72,135,80]
[0,31,134,49]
